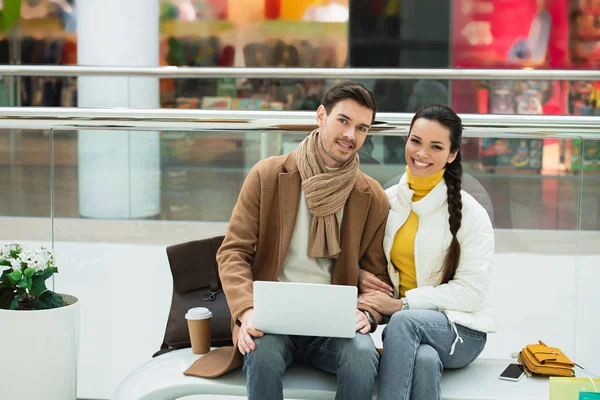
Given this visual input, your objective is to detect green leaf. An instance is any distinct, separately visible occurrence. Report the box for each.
[0,259,10,266]
[30,275,48,297]
[0,287,22,310]
[9,295,21,310]
[9,249,20,257]
[0,287,16,309]
[0,278,13,290]
[23,267,35,277]
[35,267,57,281]
[7,270,22,282]
[0,270,10,282]
[17,275,32,290]
[31,291,63,310]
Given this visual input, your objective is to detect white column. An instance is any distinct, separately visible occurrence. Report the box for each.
[77,0,160,219]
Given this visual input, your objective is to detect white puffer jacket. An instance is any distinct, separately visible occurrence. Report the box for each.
[384,173,497,334]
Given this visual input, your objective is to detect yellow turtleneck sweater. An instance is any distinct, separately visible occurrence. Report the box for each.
[391,166,445,297]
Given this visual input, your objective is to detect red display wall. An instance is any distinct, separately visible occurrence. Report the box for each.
[450,0,570,114]
[452,0,569,68]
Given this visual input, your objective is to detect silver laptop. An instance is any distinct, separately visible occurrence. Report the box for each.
[253,281,357,338]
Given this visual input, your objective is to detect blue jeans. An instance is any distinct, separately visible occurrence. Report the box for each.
[377,310,487,400]
[243,333,379,400]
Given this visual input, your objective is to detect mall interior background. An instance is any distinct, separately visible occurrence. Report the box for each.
[0,0,599,399]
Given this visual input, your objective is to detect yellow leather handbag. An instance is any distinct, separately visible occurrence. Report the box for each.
[518,340,575,377]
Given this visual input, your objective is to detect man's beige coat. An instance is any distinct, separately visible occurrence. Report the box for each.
[185,150,390,378]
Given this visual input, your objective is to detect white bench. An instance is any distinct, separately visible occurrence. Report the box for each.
[113,347,550,400]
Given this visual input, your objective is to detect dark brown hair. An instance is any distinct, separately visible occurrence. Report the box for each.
[409,104,463,284]
[321,81,377,123]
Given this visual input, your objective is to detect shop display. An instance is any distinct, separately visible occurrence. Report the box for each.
[4,1,347,114]
[236,38,341,110]
[479,80,561,172]
[234,98,269,110]
[16,35,77,107]
[201,96,232,109]
[160,34,342,111]
[451,0,569,114]
[449,0,578,175]
[489,89,515,114]
[567,80,600,115]
[565,80,600,172]
[570,0,600,66]
[160,0,228,21]
[481,138,544,172]
[570,139,600,171]
[452,0,569,68]
[0,77,12,107]
[217,78,237,97]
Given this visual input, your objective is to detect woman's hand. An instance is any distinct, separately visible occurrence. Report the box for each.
[359,292,404,316]
[358,269,394,297]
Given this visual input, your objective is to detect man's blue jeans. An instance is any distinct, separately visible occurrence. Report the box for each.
[243,333,379,400]
[377,309,487,400]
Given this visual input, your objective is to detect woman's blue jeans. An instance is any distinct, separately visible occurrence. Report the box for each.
[377,309,487,400]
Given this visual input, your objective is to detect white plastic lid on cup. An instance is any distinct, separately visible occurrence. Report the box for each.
[185,307,212,320]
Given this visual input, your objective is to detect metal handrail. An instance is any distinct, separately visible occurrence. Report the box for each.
[0,66,599,80]
[0,107,599,137]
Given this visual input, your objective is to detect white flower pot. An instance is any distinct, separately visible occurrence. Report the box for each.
[0,294,80,400]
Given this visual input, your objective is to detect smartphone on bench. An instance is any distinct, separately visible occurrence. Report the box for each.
[499,363,524,382]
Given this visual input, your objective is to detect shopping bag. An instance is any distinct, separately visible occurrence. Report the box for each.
[580,393,600,400]
[550,377,600,400]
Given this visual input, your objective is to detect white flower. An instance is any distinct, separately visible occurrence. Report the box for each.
[38,247,56,268]
[0,243,21,260]
[18,247,55,272]
[19,252,41,271]
[0,244,55,273]
[10,257,23,271]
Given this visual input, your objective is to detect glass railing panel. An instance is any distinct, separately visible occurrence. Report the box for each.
[49,128,260,222]
[576,137,600,375]
[452,79,600,117]
[4,126,589,233]
[577,138,600,231]
[0,128,54,301]
[275,132,585,231]
[0,128,53,218]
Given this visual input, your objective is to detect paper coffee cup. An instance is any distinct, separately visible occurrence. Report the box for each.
[186,307,212,354]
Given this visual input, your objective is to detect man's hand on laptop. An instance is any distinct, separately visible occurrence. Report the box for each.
[237,308,264,354]
[356,309,371,334]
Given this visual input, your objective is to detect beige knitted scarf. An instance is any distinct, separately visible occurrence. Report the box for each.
[296,129,359,259]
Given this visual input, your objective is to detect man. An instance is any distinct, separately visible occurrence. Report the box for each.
[193,81,390,400]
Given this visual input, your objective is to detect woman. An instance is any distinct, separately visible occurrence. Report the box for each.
[359,104,495,400]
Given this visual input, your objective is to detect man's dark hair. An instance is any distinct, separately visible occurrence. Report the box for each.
[321,81,377,123]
